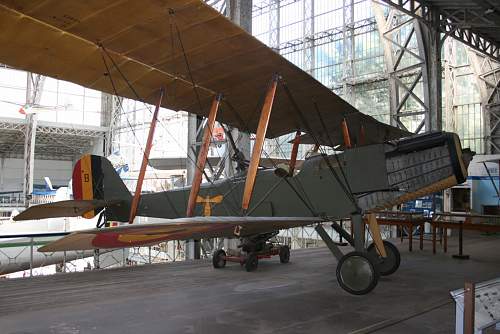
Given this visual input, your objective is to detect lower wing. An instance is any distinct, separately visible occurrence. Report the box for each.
[39,216,323,252]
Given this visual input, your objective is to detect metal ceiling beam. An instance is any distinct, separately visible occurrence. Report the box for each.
[372,1,442,133]
[379,0,500,63]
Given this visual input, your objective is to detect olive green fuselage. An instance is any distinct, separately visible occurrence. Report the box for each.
[136,154,356,220]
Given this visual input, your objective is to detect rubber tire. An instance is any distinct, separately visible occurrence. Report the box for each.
[245,253,259,272]
[367,240,401,276]
[212,249,226,269]
[336,251,379,295]
[279,245,290,263]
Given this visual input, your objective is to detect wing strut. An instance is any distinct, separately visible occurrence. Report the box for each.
[186,94,222,216]
[128,88,164,224]
[289,130,301,175]
[341,118,352,149]
[241,75,279,213]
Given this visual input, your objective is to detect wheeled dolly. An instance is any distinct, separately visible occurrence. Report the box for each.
[212,244,290,272]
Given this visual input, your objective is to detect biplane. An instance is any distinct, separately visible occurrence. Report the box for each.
[1,0,473,294]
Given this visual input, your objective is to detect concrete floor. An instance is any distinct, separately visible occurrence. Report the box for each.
[1,231,499,334]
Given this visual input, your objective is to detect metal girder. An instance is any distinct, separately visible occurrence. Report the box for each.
[372,1,442,133]
[342,0,355,104]
[223,0,252,179]
[205,0,226,14]
[23,113,36,206]
[379,0,500,63]
[0,117,107,160]
[302,0,314,75]
[443,38,457,134]
[269,0,280,51]
[102,94,122,156]
[23,73,44,206]
[468,48,500,153]
[278,17,377,56]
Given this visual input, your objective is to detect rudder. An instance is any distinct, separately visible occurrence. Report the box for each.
[72,154,131,220]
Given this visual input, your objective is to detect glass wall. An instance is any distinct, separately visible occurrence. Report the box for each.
[0,67,102,126]
[252,0,485,154]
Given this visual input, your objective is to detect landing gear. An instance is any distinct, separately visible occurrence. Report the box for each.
[336,251,379,295]
[212,249,226,269]
[279,245,290,263]
[245,253,259,272]
[367,240,400,276]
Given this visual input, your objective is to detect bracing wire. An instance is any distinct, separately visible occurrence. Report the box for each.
[280,80,359,210]
[100,51,181,217]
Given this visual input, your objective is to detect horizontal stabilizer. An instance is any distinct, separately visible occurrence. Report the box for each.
[13,200,120,221]
[39,216,323,252]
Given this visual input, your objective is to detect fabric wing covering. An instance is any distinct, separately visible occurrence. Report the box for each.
[0,0,407,145]
[38,217,323,252]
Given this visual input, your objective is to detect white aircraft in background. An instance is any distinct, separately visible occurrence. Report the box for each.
[0,177,126,277]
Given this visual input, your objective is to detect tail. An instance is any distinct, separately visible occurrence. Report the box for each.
[72,154,132,221]
[44,177,54,191]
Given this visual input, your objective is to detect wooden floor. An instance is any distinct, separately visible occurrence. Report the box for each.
[1,231,500,334]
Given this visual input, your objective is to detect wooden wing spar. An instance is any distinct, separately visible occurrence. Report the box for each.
[38,216,324,252]
[0,0,408,145]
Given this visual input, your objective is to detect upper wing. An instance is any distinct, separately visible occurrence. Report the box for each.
[13,200,119,221]
[38,216,323,252]
[0,0,407,144]
[297,113,409,147]
[149,157,302,170]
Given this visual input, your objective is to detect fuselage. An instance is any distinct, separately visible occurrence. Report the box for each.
[131,132,470,222]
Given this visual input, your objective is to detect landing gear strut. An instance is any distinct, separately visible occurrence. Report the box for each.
[317,213,402,295]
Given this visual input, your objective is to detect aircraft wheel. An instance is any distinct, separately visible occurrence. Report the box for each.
[336,251,379,295]
[367,241,400,276]
[279,245,290,263]
[212,249,226,269]
[245,253,258,272]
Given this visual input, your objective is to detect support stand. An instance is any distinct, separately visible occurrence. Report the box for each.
[452,222,470,259]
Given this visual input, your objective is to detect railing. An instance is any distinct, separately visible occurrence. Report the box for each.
[0,193,57,207]
[431,212,500,257]
[0,192,23,207]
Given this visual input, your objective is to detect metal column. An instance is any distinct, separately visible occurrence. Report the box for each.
[101,93,122,156]
[342,0,355,104]
[417,13,442,131]
[468,49,500,153]
[186,113,202,259]
[303,0,315,76]
[22,73,44,207]
[224,0,252,178]
[372,1,442,133]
